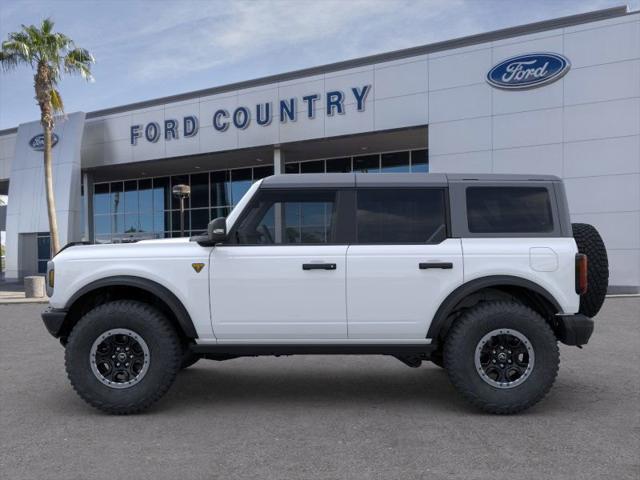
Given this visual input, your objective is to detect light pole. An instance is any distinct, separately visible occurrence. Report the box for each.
[172,184,191,237]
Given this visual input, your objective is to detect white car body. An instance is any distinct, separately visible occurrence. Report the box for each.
[49,177,580,345]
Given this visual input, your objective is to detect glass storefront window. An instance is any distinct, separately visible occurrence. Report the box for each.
[230,168,252,205]
[171,210,190,234]
[190,173,209,208]
[37,232,50,273]
[253,165,272,179]
[211,170,230,208]
[153,177,170,212]
[124,180,138,213]
[190,208,209,232]
[411,149,429,173]
[285,163,300,174]
[381,151,410,173]
[139,179,153,212]
[94,183,109,215]
[94,215,110,235]
[326,157,351,173]
[354,154,380,173]
[110,182,123,216]
[153,211,169,233]
[300,160,324,173]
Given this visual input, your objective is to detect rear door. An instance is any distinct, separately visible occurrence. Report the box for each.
[346,187,463,339]
[210,188,349,340]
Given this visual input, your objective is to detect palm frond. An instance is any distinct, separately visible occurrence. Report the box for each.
[0,51,20,70]
[50,88,64,113]
[41,17,54,35]
[64,47,94,81]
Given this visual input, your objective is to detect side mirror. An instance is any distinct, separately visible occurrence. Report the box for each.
[207,217,227,243]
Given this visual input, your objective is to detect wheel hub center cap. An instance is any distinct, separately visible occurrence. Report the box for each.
[497,352,508,362]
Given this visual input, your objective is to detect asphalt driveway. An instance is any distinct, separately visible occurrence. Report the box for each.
[1,298,638,480]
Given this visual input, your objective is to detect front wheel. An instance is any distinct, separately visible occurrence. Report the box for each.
[444,301,559,414]
[65,300,182,414]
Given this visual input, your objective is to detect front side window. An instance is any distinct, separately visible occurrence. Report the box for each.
[234,190,337,245]
[466,187,554,233]
[356,188,447,244]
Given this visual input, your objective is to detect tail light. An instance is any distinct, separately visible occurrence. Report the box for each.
[575,253,588,295]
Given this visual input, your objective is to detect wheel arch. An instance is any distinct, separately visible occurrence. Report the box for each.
[427,275,562,343]
[60,275,198,342]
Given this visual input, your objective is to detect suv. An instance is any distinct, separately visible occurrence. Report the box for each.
[42,173,609,414]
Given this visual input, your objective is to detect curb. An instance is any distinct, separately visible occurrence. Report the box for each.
[0,298,49,305]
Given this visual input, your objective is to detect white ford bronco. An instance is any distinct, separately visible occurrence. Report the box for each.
[42,173,609,414]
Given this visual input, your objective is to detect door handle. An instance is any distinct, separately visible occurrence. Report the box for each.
[302,263,337,271]
[419,262,453,270]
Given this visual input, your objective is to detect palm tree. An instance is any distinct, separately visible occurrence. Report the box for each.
[0,18,94,255]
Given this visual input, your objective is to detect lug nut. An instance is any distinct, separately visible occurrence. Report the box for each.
[111,355,115,359]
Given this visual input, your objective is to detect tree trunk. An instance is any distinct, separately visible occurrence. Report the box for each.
[36,63,61,256]
[43,122,61,255]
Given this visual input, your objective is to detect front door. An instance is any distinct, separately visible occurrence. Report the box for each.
[210,188,348,340]
[346,187,464,339]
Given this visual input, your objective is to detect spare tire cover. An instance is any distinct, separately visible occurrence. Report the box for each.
[572,223,609,317]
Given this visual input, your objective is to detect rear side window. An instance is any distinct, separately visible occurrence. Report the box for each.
[356,188,447,244]
[466,187,553,233]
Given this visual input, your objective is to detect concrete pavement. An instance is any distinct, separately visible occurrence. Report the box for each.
[0,298,638,480]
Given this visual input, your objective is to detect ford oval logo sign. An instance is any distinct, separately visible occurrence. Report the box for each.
[29,133,59,151]
[487,53,570,90]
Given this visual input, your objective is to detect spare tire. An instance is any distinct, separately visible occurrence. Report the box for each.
[572,223,609,317]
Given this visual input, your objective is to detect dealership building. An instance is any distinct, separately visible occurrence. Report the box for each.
[0,6,638,292]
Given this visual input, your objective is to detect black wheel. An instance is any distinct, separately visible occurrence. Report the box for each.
[65,300,182,414]
[572,223,609,317]
[180,348,200,370]
[444,301,559,414]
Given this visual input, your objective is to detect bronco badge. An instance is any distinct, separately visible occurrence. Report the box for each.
[191,263,205,273]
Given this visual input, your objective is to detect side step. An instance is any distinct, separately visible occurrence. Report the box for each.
[190,343,437,357]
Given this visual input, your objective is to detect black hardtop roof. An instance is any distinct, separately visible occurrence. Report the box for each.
[259,173,561,189]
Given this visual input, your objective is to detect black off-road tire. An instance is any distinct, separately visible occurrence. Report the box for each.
[444,301,559,414]
[572,223,609,317]
[65,300,182,414]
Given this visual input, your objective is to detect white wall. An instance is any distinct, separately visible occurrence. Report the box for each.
[428,13,640,291]
[80,58,429,168]
[0,133,16,181]
[5,113,85,279]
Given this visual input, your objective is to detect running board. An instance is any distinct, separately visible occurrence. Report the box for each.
[190,343,437,357]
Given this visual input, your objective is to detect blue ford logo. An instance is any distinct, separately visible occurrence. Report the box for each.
[29,133,59,151]
[487,53,570,90]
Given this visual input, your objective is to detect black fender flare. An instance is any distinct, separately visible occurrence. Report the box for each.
[65,275,198,338]
[426,275,562,342]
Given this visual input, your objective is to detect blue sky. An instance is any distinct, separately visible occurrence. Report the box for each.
[0,0,635,130]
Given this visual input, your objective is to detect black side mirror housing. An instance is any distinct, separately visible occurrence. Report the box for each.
[207,217,227,243]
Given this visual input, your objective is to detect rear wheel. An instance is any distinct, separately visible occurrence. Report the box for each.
[444,301,559,414]
[65,300,182,414]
